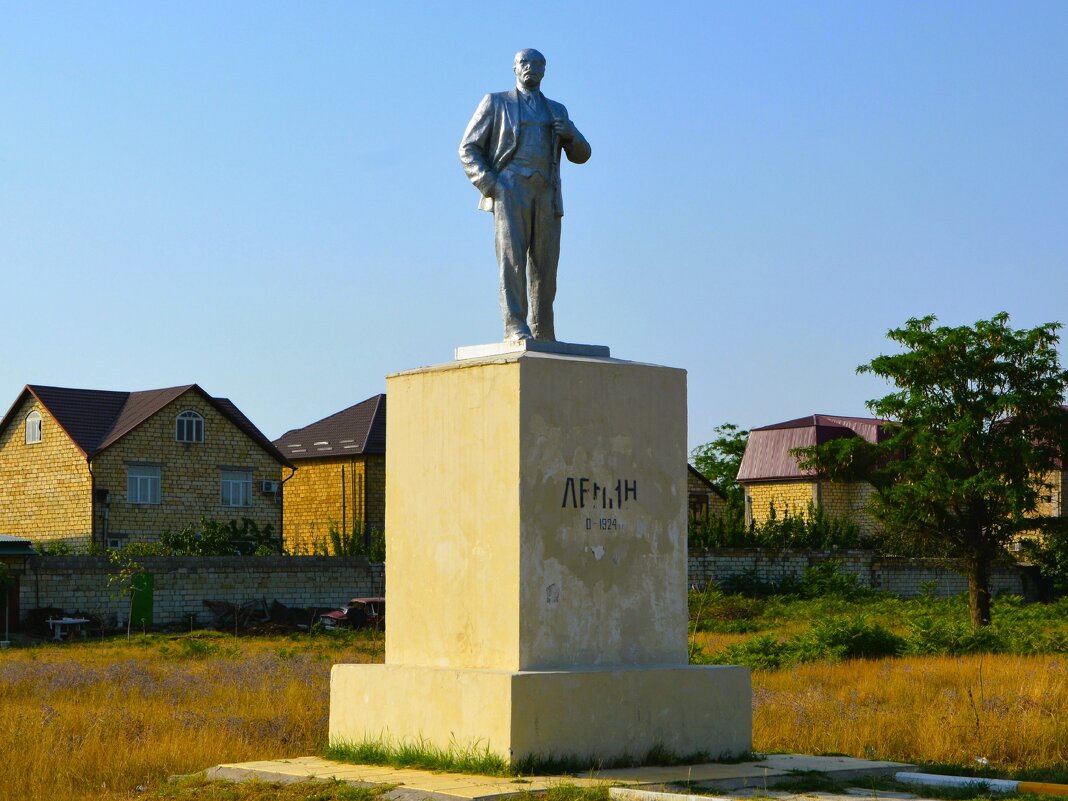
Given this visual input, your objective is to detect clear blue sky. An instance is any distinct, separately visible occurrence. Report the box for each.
[3,2,1066,450]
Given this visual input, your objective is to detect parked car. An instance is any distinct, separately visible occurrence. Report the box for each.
[319,596,385,631]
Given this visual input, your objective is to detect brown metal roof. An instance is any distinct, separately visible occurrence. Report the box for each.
[212,397,292,466]
[97,386,199,451]
[273,394,386,460]
[737,414,890,483]
[0,384,291,467]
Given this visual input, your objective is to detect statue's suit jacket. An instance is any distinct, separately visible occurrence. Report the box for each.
[460,89,591,216]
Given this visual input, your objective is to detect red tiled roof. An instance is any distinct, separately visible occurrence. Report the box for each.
[737,414,891,483]
[0,384,291,466]
[273,394,386,460]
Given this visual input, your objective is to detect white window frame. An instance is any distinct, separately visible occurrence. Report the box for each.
[25,411,42,444]
[221,469,252,508]
[127,464,161,505]
[175,410,204,443]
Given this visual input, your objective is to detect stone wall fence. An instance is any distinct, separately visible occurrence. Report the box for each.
[15,548,1038,631]
[18,555,384,629]
[687,548,1038,600]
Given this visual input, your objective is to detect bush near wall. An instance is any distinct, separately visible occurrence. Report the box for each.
[687,548,1037,600]
[18,548,1036,632]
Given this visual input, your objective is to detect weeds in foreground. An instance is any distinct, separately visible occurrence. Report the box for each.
[534,787,610,801]
[753,654,1068,772]
[5,608,1068,800]
[326,737,719,776]
[0,632,383,801]
[325,737,510,776]
[152,775,385,800]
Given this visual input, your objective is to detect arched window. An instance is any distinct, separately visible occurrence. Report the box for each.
[25,411,42,444]
[175,410,204,443]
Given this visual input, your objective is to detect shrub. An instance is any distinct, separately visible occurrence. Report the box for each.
[712,616,904,669]
[903,615,1006,655]
[708,634,796,670]
[688,510,750,549]
[315,520,386,561]
[689,502,874,552]
[688,586,767,633]
[1021,525,1068,598]
[159,517,278,556]
[719,569,804,598]
[35,540,72,556]
[800,559,869,600]
[803,616,905,660]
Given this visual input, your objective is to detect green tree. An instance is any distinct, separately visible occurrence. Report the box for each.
[797,313,1068,626]
[690,423,749,512]
[159,517,278,556]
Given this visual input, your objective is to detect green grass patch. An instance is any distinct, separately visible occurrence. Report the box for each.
[512,744,716,775]
[325,737,510,776]
[152,774,386,800]
[326,738,725,777]
[531,786,611,801]
[691,583,1068,669]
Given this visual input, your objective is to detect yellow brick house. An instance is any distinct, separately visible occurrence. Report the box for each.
[687,464,728,521]
[736,414,891,538]
[274,394,386,554]
[0,384,291,550]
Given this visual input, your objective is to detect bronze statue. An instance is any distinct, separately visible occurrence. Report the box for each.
[460,49,591,342]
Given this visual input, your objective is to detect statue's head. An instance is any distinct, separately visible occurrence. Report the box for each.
[513,49,546,90]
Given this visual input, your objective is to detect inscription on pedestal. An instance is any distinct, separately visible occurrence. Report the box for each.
[561,476,637,532]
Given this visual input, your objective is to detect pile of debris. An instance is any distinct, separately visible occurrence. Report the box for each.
[200,596,384,633]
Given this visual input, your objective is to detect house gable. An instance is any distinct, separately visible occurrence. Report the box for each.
[738,413,889,531]
[90,389,286,543]
[0,393,92,545]
[686,465,728,520]
[0,383,290,548]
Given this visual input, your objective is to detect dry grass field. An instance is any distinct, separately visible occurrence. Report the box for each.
[0,631,383,801]
[3,605,1067,800]
[752,654,1068,771]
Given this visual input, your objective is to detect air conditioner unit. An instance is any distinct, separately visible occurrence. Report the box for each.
[260,480,280,493]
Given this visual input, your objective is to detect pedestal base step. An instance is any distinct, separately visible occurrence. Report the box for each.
[330,663,751,763]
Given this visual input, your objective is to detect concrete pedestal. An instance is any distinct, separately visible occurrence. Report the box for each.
[331,663,751,761]
[329,350,751,762]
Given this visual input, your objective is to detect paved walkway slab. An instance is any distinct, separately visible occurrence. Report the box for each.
[205,754,915,801]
